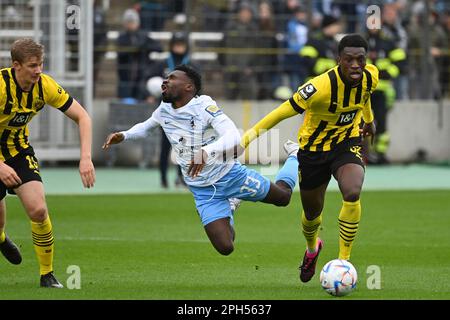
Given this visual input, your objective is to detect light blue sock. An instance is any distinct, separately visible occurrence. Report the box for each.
[275,155,298,190]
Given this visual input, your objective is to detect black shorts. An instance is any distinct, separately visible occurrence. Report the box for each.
[0,149,42,200]
[297,138,365,190]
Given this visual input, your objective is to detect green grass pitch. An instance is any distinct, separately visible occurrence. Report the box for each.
[0,190,449,300]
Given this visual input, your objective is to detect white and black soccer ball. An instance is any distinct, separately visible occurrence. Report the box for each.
[320,259,357,297]
[146,76,164,98]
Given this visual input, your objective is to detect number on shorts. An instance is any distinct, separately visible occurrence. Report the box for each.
[240,175,261,197]
[26,155,39,170]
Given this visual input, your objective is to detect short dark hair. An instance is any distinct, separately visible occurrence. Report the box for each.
[338,34,368,55]
[175,64,202,95]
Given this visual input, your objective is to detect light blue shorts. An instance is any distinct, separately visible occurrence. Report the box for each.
[188,162,271,226]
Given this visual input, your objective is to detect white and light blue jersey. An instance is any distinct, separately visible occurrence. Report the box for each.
[122,95,237,187]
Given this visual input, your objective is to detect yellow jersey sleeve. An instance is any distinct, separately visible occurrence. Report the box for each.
[41,74,73,111]
[240,100,298,148]
[365,63,379,92]
[362,64,379,123]
[291,75,327,112]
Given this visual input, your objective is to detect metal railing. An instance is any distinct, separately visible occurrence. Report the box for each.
[0,0,93,160]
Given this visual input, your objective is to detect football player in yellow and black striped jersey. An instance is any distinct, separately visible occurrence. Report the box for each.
[0,38,95,288]
[241,34,378,283]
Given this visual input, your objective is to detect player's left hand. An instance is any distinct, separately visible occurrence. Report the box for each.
[188,149,207,178]
[79,158,95,188]
[360,122,376,145]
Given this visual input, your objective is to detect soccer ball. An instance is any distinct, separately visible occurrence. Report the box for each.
[146,76,164,98]
[320,259,357,297]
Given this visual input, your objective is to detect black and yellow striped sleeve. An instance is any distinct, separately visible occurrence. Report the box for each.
[40,74,73,112]
[290,79,320,113]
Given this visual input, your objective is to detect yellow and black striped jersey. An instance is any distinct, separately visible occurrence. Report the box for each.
[0,67,73,161]
[288,64,379,151]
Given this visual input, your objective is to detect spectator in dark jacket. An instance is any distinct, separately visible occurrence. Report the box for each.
[222,2,259,100]
[116,8,161,100]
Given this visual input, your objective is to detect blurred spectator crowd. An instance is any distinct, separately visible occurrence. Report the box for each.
[91,0,450,101]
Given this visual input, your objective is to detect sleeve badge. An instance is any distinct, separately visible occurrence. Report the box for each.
[205,105,223,117]
[298,84,317,100]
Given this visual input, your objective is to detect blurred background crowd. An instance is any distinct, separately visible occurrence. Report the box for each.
[1,0,449,101]
[0,0,449,171]
[87,0,450,102]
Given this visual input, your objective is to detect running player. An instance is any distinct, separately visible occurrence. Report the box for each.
[241,34,378,282]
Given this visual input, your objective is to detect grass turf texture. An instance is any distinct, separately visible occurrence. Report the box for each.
[0,191,449,300]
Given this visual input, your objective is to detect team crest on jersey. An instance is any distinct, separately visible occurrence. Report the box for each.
[33,98,45,110]
[298,84,317,100]
[205,105,223,117]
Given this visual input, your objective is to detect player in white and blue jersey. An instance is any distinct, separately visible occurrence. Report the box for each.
[103,65,299,255]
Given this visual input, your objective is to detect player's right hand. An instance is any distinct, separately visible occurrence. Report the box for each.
[360,122,376,145]
[0,162,22,188]
[102,132,124,150]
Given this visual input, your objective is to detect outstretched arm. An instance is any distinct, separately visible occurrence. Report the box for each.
[240,100,299,149]
[102,114,159,149]
[63,99,95,188]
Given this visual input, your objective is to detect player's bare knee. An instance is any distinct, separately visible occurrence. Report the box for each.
[342,189,361,202]
[272,189,292,207]
[28,206,48,222]
[217,243,234,256]
[278,192,291,207]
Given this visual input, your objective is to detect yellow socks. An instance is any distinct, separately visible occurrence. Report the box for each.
[0,230,5,243]
[31,216,54,275]
[301,211,322,253]
[338,200,361,260]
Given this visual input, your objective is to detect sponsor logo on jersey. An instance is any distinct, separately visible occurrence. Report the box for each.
[336,110,358,126]
[8,112,33,127]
